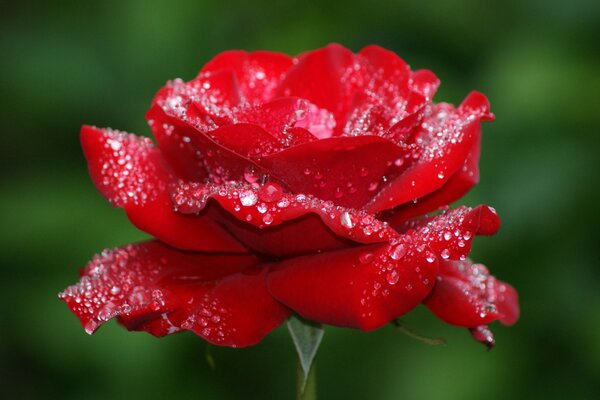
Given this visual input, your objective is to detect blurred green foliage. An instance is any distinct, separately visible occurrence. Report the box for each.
[1,0,599,399]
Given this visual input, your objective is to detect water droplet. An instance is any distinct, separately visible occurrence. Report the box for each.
[390,244,407,260]
[340,211,355,228]
[258,182,283,202]
[443,231,452,241]
[437,171,445,179]
[386,270,400,285]
[441,249,450,259]
[244,166,259,183]
[263,213,274,225]
[394,157,404,167]
[425,251,436,263]
[239,190,258,206]
[359,167,369,177]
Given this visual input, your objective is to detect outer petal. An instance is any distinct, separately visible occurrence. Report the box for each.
[397,205,501,261]
[266,205,499,330]
[267,241,438,331]
[171,181,397,257]
[59,241,290,347]
[383,133,481,225]
[80,125,246,252]
[424,258,519,327]
[200,49,293,103]
[365,91,494,213]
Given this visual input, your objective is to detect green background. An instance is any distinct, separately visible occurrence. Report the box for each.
[1,0,599,398]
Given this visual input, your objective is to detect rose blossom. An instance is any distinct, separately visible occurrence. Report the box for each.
[60,44,519,348]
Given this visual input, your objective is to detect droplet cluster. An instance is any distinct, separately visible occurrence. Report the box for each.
[171,180,396,243]
[95,128,164,207]
[58,244,166,334]
[447,260,509,322]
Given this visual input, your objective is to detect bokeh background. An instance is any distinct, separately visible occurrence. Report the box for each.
[1,0,599,398]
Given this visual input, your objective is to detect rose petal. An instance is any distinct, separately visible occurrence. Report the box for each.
[424,258,519,327]
[383,134,481,224]
[267,237,438,331]
[258,135,407,209]
[469,325,496,349]
[59,241,290,347]
[397,205,501,262]
[365,91,493,213]
[200,49,293,103]
[147,104,276,185]
[81,125,246,252]
[275,43,355,130]
[171,181,398,257]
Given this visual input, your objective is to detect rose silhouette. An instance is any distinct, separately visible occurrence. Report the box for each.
[61,44,518,348]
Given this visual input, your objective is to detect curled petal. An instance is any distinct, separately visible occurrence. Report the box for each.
[171,181,398,257]
[147,104,274,185]
[397,205,501,262]
[469,325,496,350]
[365,91,492,213]
[424,258,519,327]
[80,125,246,252]
[383,134,481,225]
[59,241,290,347]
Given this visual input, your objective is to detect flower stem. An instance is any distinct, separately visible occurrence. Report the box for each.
[296,359,317,400]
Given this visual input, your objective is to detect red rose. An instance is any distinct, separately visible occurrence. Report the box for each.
[61,44,518,348]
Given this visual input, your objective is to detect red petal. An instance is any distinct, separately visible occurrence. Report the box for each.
[258,135,406,209]
[267,237,438,330]
[81,125,246,252]
[384,133,481,224]
[59,241,290,347]
[200,50,293,103]
[469,325,496,349]
[171,181,398,257]
[147,104,274,185]
[365,91,492,213]
[411,69,441,101]
[275,43,355,130]
[397,205,501,262]
[424,258,519,327]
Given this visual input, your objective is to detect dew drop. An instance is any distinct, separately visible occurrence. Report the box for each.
[386,270,400,285]
[390,243,407,260]
[239,190,258,206]
[441,249,450,259]
[263,213,274,225]
[425,251,436,263]
[340,211,355,229]
[258,182,283,202]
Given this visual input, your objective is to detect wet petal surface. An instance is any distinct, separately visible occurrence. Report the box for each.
[60,241,290,347]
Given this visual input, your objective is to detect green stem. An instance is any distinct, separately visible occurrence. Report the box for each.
[296,359,317,400]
